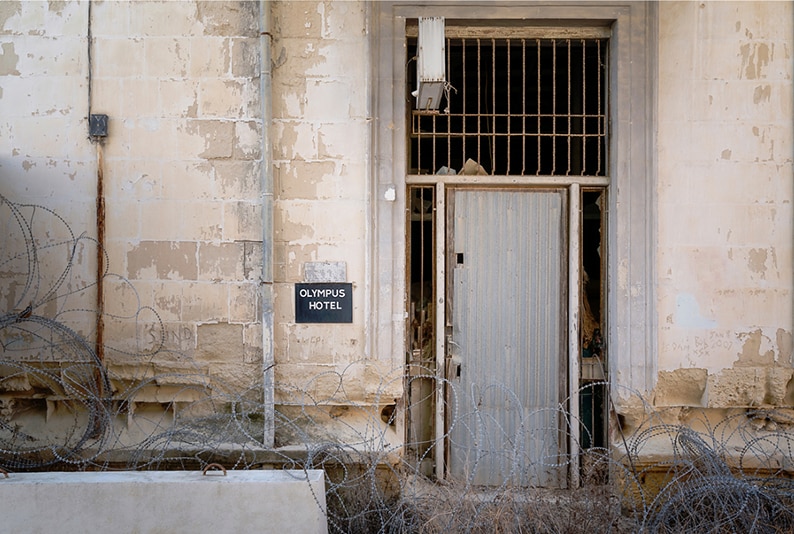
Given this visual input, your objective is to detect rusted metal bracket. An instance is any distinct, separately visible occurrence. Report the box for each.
[202,463,227,476]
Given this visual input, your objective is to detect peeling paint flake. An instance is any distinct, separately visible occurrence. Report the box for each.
[739,42,771,80]
[735,328,775,367]
[0,2,21,32]
[47,1,66,16]
[747,247,768,277]
[0,42,21,75]
[127,241,198,281]
[753,84,771,104]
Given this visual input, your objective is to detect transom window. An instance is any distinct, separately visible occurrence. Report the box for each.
[408,27,609,177]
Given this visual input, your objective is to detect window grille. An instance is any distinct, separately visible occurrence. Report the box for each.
[408,37,608,177]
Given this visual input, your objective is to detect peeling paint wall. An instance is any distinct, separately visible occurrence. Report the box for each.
[270,2,388,407]
[655,1,793,414]
[0,0,392,448]
[95,0,264,397]
[0,1,264,414]
[0,1,95,228]
[1,0,793,460]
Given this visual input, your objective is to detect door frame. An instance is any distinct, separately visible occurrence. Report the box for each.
[372,1,657,484]
[425,179,588,483]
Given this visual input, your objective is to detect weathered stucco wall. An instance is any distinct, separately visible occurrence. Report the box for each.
[1,0,793,459]
[91,0,264,401]
[0,1,264,418]
[270,1,398,406]
[655,1,793,411]
[0,2,95,223]
[0,0,398,451]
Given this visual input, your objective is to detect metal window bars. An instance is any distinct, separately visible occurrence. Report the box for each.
[409,37,608,177]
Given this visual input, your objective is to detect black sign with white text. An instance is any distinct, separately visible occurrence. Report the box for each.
[295,283,353,323]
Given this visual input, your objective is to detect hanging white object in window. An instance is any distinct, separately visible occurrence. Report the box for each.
[413,17,446,110]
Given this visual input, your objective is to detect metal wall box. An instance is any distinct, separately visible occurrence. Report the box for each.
[89,114,108,137]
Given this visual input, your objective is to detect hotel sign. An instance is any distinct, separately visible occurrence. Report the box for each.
[295,283,353,323]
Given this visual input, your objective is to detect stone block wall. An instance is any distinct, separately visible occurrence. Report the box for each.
[0,1,265,420]
[654,1,793,417]
[1,0,793,461]
[270,1,386,401]
[0,0,395,450]
[95,1,264,398]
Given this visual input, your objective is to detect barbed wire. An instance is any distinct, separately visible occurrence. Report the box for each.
[2,193,794,532]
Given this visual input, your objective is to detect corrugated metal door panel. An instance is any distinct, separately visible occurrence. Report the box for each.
[449,189,566,487]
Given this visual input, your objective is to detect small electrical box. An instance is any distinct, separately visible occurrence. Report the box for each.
[89,114,108,137]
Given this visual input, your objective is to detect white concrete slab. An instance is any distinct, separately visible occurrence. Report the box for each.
[0,469,327,534]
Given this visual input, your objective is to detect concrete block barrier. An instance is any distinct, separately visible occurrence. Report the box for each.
[0,469,327,534]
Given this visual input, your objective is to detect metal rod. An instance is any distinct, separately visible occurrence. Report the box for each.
[582,39,587,176]
[566,39,571,176]
[259,0,275,448]
[568,183,581,489]
[491,37,496,174]
[597,40,602,176]
[446,37,452,169]
[551,39,557,176]
[536,39,541,175]
[462,39,467,161]
[521,39,526,175]
[476,38,481,166]
[434,182,446,481]
[507,38,511,171]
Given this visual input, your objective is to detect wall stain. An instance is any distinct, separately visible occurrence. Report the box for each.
[739,42,770,80]
[747,247,768,277]
[47,1,66,16]
[0,42,20,76]
[0,1,20,31]
[273,46,287,69]
[753,84,771,104]
[127,241,199,280]
[197,1,258,38]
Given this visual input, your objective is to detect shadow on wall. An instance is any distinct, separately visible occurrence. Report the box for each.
[2,193,794,533]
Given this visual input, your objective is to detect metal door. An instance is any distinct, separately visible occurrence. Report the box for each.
[448,189,566,487]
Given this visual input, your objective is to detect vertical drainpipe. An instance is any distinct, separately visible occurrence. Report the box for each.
[87,0,106,403]
[259,0,275,447]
